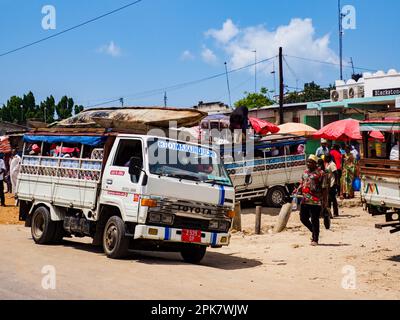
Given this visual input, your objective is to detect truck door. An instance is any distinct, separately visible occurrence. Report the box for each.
[101,138,144,222]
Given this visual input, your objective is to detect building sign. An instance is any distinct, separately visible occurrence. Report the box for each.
[373,87,400,97]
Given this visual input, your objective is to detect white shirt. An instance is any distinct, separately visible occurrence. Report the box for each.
[0,159,5,180]
[326,161,338,188]
[390,145,399,161]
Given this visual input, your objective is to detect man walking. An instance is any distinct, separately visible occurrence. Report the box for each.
[324,154,339,217]
[0,154,6,206]
[295,155,328,246]
[9,149,21,195]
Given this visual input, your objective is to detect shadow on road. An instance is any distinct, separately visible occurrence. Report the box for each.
[387,255,400,263]
[131,251,263,270]
[61,239,104,254]
[317,243,351,247]
[60,239,262,270]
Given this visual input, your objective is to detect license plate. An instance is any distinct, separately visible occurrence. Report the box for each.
[181,229,202,243]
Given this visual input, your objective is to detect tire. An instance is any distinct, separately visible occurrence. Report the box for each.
[274,203,292,233]
[265,186,288,208]
[180,245,207,264]
[31,206,56,245]
[103,216,129,259]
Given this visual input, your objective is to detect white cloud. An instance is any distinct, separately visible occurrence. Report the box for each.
[201,46,218,64]
[97,41,122,57]
[205,18,339,80]
[205,18,239,44]
[181,50,195,61]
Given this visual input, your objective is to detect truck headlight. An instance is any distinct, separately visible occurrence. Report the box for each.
[161,214,174,225]
[209,220,230,232]
[148,213,161,223]
[148,212,174,225]
[209,220,219,230]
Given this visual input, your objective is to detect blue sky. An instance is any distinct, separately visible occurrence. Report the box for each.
[1,0,399,108]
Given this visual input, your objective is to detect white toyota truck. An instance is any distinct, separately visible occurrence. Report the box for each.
[17,130,235,263]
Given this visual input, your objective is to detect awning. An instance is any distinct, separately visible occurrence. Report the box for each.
[360,121,400,133]
[23,135,106,146]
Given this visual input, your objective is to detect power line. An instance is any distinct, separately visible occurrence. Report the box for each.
[86,55,277,107]
[283,56,303,91]
[285,55,377,72]
[0,0,144,58]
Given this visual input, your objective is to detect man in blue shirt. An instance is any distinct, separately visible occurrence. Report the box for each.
[316,139,330,158]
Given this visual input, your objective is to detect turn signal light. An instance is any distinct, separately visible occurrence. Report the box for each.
[227,210,235,218]
[141,198,157,207]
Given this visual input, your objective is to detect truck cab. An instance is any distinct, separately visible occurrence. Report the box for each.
[17,131,235,263]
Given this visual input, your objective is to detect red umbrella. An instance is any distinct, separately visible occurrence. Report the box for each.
[313,119,362,141]
[313,119,384,141]
[369,131,385,141]
[249,117,280,135]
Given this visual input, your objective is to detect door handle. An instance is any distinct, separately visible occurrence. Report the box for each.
[106,179,113,185]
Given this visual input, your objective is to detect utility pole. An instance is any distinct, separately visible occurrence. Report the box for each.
[164,92,167,108]
[278,47,284,125]
[224,62,232,108]
[252,50,257,93]
[350,57,355,75]
[339,0,344,80]
[119,97,124,107]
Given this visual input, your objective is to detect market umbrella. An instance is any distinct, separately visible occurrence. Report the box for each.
[278,122,317,137]
[369,130,385,141]
[313,119,384,141]
[313,119,362,141]
[249,117,280,135]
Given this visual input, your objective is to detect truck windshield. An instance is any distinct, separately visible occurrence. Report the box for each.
[147,138,232,187]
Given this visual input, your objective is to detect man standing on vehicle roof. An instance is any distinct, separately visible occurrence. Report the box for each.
[0,153,6,206]
[294,154,328,246]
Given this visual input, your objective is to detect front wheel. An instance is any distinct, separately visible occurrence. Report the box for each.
[180,245,207,264]
[103,216,129,259]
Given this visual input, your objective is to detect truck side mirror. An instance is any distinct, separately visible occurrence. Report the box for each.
[128,156,143,177]
[128,156,148,186]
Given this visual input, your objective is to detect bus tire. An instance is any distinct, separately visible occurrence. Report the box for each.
[103,216,129,259]
[180,245,207,264]
[31,206,56,245]
[265,186,288,208]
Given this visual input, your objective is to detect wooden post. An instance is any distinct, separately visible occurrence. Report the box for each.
[232,202,242,231]
[255,206,262,235]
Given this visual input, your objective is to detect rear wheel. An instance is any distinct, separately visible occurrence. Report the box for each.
[31,206,56,245]
[265,186,288,208]
[103,216,129,259]
[180,245,207,264]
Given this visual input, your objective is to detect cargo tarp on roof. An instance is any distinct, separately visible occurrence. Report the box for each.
[52,107,207,130]
[24,135,106,146]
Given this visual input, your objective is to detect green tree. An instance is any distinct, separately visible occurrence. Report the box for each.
[234,87,274,110]
[284,82,333,104]
[74,105,84,116]
[55,96,74,120]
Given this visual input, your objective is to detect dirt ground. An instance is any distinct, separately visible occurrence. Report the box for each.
[0,193,23,225]
[0,196,399,300]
